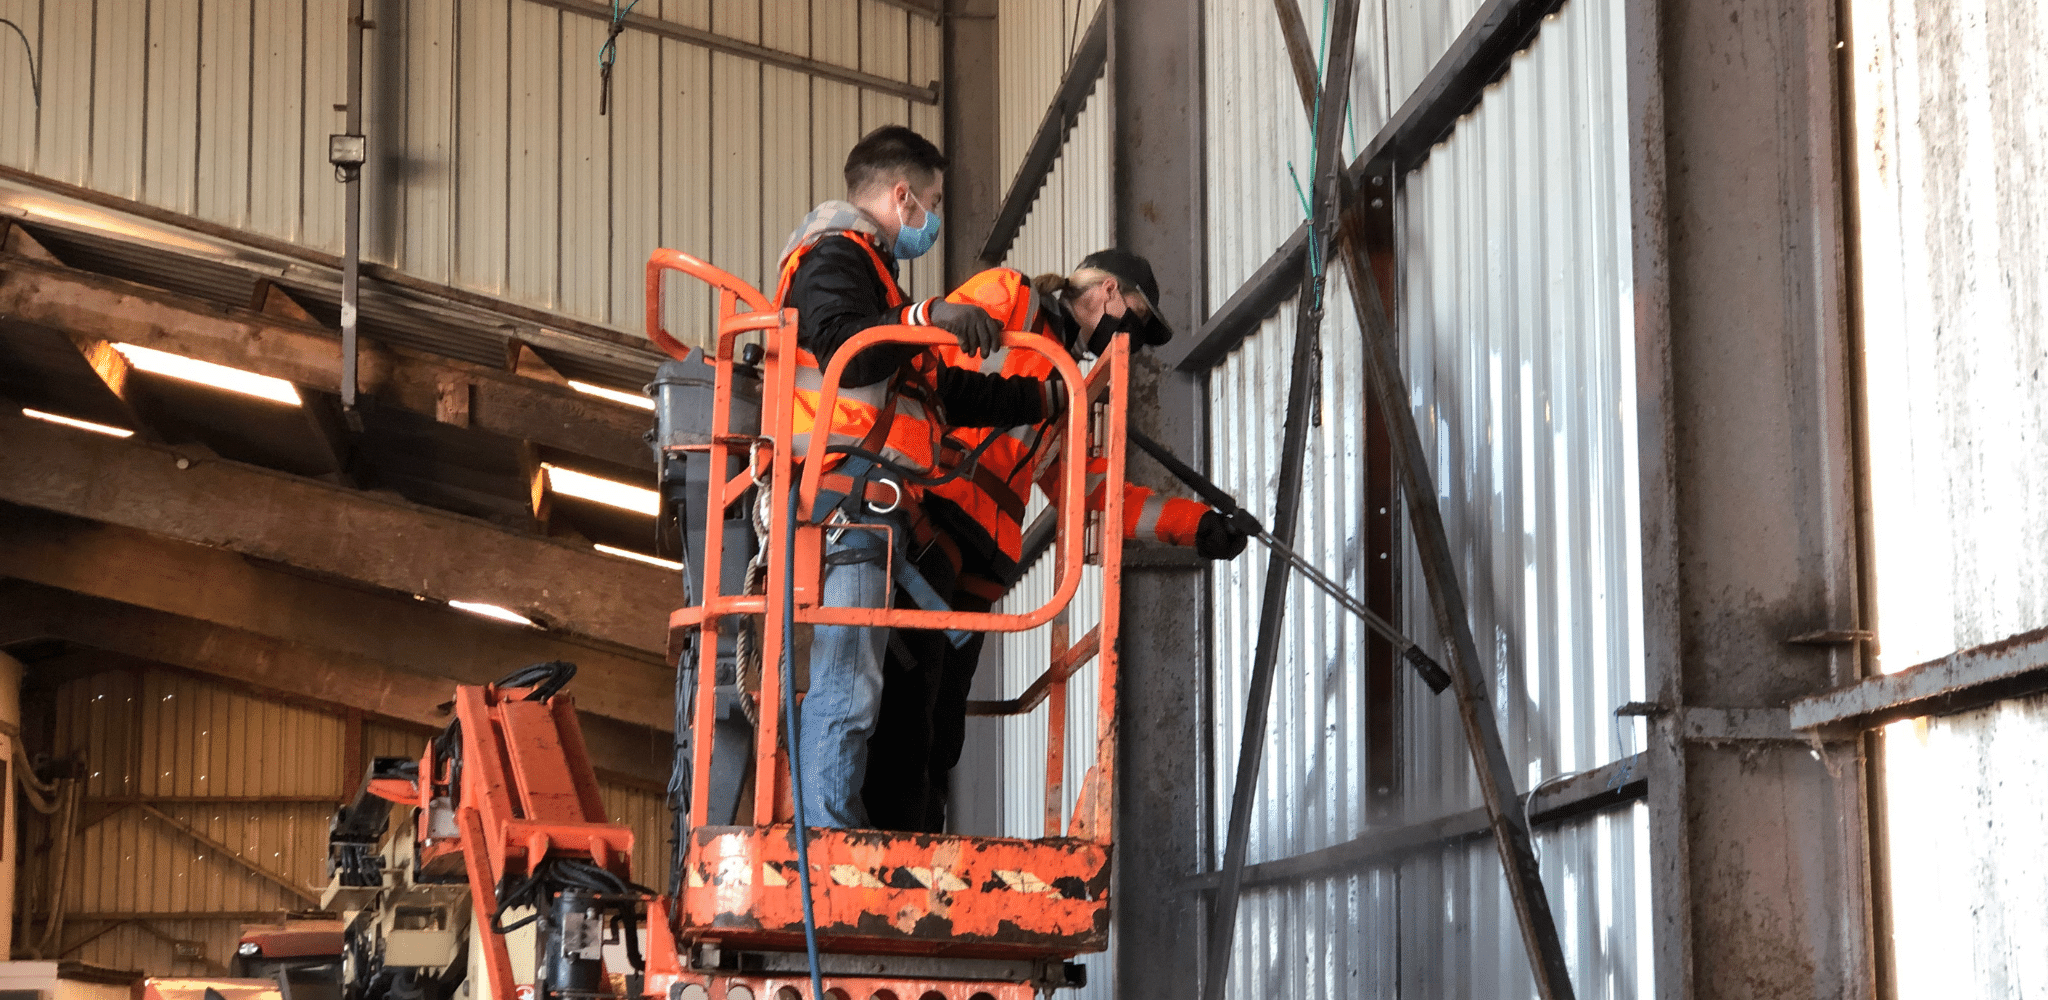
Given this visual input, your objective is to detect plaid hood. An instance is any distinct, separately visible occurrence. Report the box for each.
[778,200,890,266]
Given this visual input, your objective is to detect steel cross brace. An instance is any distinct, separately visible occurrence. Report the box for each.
[1198,2,1581,999]
[1198,2,1363,999]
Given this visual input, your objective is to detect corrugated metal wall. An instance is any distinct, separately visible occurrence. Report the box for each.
[981,3,1116,993]
[1204,0,1648,996]
[1850,0,2048,991]
[0,0,943,348]
[33,670,669,976]
[995,0,1104,192]
[1202,0,1392,311]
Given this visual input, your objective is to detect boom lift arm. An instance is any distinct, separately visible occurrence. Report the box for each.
[334,663,647,1000]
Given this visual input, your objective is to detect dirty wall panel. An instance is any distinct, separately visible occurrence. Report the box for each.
[655,0,713,350]
[0,0,38,170]
[607,14,664,340]
[300,0,349,254]
[559,10,613,322]
[1854,0,2048,992]
[455,0,512,295]
[143,0,202,215]
[194,0,253,230]
[91,0,150,199]
[506,0,563,310]
[248,0,307,243]
[402,0,459,286]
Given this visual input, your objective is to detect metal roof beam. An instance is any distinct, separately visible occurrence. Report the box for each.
[0,411,677,653]
[526,0,939,104]
[0,252,652,469]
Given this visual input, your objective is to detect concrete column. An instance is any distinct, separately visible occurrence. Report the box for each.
[942,0,1001,289]
[1109,1,1210,997]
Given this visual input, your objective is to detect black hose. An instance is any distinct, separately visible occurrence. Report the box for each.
[777,467,828,998]
[494,661,578,701]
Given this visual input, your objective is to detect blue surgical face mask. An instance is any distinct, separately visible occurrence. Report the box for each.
[893,191,942,260]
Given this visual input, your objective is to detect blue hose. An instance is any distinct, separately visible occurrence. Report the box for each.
[776,473,828,1000]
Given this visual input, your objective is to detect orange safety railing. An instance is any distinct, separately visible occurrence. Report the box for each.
[644,248,1125,849]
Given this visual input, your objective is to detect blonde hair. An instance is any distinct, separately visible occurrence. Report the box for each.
[1033,267,1148,314]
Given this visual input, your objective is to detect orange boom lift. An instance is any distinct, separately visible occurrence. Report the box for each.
[331,249,1133,1000]
[639,248,1128,1000]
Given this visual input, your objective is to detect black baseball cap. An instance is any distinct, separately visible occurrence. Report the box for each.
[1078,248,1174,345]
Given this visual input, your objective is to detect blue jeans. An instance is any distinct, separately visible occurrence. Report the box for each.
[795,517,896,829]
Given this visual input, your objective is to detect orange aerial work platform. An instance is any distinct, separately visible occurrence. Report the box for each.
[641,248,1130,1000]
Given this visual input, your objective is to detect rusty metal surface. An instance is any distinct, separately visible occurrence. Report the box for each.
[1791,626,2048,731]
[677,827,1111,956]
[654,971,1039,1000]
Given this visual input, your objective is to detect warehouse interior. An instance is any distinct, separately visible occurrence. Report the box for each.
[0,0,2043,998]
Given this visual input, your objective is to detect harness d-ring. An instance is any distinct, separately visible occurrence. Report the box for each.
[865,478,902,515]
[745,436,774,488]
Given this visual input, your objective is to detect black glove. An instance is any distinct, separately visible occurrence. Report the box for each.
[927,300,1003,358]
[1195,509,1252,560]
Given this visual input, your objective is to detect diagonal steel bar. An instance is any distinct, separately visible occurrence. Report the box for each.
[1199,2,1362,998]
[1263,1,1578,995]
[1333,180,1578,1000]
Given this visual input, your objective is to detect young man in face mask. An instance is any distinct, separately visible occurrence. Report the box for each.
[773,125,1059,830]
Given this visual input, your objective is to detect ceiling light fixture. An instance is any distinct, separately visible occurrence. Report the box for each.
[593,543,685,571]
[544,464,659,516]
[446,600,537,627]
[112,343,303,405]
[19,407,135,438]
[569,380,655,411]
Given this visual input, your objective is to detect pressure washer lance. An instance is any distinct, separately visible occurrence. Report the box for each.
[1127,429,1453,695]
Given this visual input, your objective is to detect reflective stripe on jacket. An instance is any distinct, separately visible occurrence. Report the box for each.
[775,230,948,483]
[929,267,1209,582]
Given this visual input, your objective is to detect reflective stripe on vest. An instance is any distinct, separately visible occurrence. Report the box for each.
[927,267,1211,570]
[776,231,947,480]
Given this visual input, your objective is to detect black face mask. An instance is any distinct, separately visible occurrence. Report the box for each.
[1083,306,1170,355]
[1084,308,1134,357]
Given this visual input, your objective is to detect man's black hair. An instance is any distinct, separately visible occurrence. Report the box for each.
[844,126,948,196]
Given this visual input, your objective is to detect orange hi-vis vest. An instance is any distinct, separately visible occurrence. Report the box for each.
[774,231,950,491]
[930,268,1209,584]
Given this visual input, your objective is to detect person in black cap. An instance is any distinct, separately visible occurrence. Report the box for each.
[857,249,1253,833]
[1037,247,1178,356]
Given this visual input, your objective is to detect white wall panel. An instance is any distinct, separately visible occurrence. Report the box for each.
[1851,0,2048,992]
[1202,0,1391,307]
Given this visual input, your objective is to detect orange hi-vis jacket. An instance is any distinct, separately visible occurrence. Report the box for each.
[928,267,1210,588]
[774,230,952,493]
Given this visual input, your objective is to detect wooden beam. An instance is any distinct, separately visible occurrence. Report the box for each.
[0,253,652,468]
[6,586,671,788]
[134,803,322,906]
[0,515,674,730]
[0,408,675,652]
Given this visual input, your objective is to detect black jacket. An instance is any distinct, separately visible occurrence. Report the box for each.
[786,234,1045,428]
